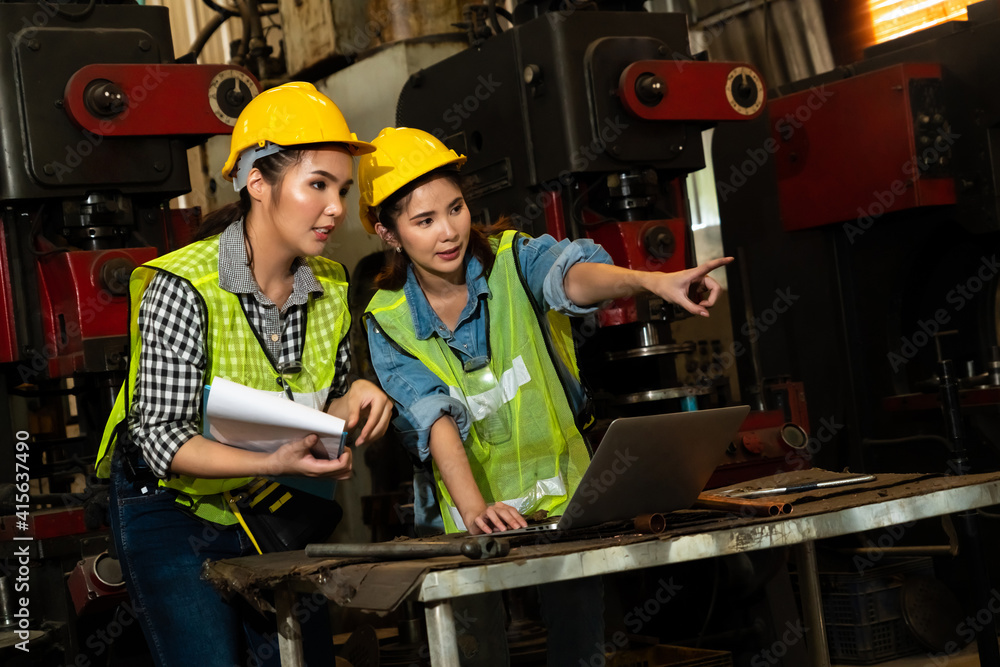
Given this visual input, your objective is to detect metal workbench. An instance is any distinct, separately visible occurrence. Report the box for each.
[203,470,1000,666]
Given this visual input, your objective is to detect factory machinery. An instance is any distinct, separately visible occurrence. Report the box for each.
[0,1,260,664]
[395,0,812,487]
[0,0,820,664]
[713,0,1000,662]
[714,0,1000,488]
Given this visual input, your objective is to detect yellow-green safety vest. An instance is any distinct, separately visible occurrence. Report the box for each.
[96,232,350,524]
[365,230,591,533]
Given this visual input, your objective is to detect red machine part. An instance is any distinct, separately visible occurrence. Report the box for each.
[67,552,127,616]
[587,218,688,327]
[64,64,259,136]
[36,247,157,378]
[771,63,955,232]
[706,381,812,489]
[0,223,15,363]
[160,207,201,252]
[0,507,89,541]
[618,61,766,122]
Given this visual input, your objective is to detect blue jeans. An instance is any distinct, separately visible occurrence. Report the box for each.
[109,452,331,667]
[451,577,605,667]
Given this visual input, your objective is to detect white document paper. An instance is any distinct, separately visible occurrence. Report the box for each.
[205,376,346,459]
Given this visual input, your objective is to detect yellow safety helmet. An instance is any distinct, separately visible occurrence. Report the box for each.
[222,81,375,187]
[357,127,467,234]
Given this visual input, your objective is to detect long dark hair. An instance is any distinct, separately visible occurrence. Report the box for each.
[373,168,514,290]
[192,145,333,269]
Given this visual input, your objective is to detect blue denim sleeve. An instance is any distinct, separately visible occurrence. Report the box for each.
[516,234,614,316]
[365,317,471,462]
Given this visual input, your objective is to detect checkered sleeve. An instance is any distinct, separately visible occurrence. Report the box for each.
[330,334,352,400]
[130,272,207,478]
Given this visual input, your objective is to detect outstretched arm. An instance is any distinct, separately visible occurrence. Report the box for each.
[563,257,734,317]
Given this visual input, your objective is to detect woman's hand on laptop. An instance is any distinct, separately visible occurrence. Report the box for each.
[467,502,528,535]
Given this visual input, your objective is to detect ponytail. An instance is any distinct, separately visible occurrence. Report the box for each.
[192,190,251,243]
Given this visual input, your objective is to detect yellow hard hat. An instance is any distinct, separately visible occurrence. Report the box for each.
[222,82,375,184]
[357,127,467,234]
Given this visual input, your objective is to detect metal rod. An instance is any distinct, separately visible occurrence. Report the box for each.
[0,576,15,629]
[836,546,954,557]
[275,586,305,667]
[305,537,509,561]
[725,474,876,498]
[424,599,461,667]
[794,541,831,667]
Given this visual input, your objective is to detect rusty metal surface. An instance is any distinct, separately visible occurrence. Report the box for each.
[203,470,1000,612]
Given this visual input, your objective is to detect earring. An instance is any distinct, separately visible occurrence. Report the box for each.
[395,246,402,254]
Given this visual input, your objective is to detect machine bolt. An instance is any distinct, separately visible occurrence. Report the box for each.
[658,45,668,56]
[153,161,165,172]
[225,88,246,107]
[42,165,55,176]
[610,145,620,156]
[138,39,151,51]
[26,40,39,51]
[84,80,127,118]
[917,113,931,126]
[523,64,543,86]
[635,73,665,106]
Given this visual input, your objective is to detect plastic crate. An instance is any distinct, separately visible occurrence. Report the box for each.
[807,557,934,664]
[605,645,733,667]
[826,618,920,664]
[822,584,905,625]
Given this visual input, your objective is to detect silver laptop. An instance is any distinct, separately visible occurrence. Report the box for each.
[501,405,751,534]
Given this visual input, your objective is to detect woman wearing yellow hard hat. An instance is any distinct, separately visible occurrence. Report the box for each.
[96,82,393,666]
[359,126,731,665]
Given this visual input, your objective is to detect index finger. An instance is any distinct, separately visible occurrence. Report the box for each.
[355,398,385,445]
[692,257,734,277]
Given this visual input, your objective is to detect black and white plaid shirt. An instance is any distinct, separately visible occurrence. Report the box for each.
[130,220,352,477]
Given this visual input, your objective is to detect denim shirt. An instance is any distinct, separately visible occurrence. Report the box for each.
[365,233,612,533]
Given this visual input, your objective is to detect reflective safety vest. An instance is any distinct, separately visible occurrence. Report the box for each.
[96,232,349,524]
[365,230,591,533]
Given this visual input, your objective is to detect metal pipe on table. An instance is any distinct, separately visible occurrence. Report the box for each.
[794,541,831,667]
[305,536,510,561]
[694,493,791,516]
